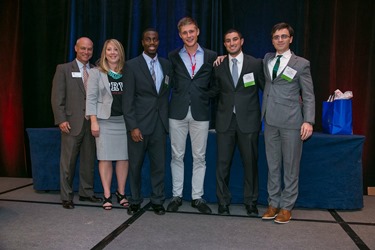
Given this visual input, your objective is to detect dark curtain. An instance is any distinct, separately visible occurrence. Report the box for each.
[0,0,27,176]
[1,0,374,192]
[306,0,375,191]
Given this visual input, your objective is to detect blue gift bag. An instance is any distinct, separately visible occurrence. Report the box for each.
[322,99,353,135]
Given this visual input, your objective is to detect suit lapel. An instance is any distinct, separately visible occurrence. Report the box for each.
[138,55,159,94]
[173,50,191,78]
[100,71,112,96]
[159,59,169,95]
[71,61,86,94]
[222,57,235,89]
[277,53,298,80]
[232,55,249,89]
[193,48,208,77]
[285,53,298,69]
[237,55,251,88]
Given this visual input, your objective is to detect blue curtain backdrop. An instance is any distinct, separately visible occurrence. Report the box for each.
[59,0,305,61]
[63,0,224,60]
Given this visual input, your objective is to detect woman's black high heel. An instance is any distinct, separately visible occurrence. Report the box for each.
[102,195,112,210]
[115,191,129,208]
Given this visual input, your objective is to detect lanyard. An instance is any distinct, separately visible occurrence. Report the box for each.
[187,52,196,78]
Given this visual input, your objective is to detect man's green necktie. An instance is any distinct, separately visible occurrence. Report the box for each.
[272,55,282,80]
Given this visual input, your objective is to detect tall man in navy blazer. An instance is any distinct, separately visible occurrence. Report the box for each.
[123,29,171,215]
[261,23,315,223]
[166,17,217,214]
[211,29,264,216]
[51,37,102,209]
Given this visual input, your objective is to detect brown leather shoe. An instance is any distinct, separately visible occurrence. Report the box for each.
[274,209,292,224]
[262,206,279,220]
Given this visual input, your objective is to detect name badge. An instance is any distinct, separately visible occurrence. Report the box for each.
[163,75,170,88]
[72,72,82,78]
[281,66,297,82]
[243,73,255,87]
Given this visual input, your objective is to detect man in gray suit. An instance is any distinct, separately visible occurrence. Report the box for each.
[51,37,102,209]
[261,23,315,223]
[166,17,217,214]
[123,29,171,215]
[211,29,264,216]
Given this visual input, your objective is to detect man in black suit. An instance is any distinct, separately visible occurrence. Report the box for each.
[166,17,217,214]
[211,29,264,216]
[51,37,102,209]
[123,28,171,215]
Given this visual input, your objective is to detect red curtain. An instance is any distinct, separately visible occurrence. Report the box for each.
[307,0,375,190]
[0,0,27,176]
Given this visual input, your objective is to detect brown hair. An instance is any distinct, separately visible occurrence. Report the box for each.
[271,22,294,37]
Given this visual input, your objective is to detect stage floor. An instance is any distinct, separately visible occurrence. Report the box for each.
[0,177,374,249]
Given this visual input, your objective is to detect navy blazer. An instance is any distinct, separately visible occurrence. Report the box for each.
[168,47,217,121]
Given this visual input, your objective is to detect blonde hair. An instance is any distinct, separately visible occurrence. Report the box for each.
[98,39,125,73]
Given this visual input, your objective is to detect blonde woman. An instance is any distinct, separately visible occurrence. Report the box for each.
[86,39,129,210]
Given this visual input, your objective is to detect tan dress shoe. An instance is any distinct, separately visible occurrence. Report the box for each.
[262,206,280,220]
[274,209,292,224]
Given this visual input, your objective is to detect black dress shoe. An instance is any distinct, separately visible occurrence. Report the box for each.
[127,204,141,215]
[167,197,182,212]
[191,199,212,214]
[62,200,74,209]
[79,196,103,203]
[245,204,259,217]
[151,204,166,215]
[218,204,230,215]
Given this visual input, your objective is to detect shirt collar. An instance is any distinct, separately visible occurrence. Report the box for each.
[180,43,203,55]
[76,59,89,69]
[229,51,244,64]
[142,52,158,64]
[275,49,292,59]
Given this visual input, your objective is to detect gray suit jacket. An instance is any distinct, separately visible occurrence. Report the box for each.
[261,52,315,129]
[51,60,89,136]
[86,68,114,119]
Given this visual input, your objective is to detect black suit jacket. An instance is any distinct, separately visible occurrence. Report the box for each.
[123,55,171,135]
[168,47,217,121]
[212,54,265,133]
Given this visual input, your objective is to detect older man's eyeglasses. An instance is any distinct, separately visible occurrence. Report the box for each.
[272,34,290,40]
